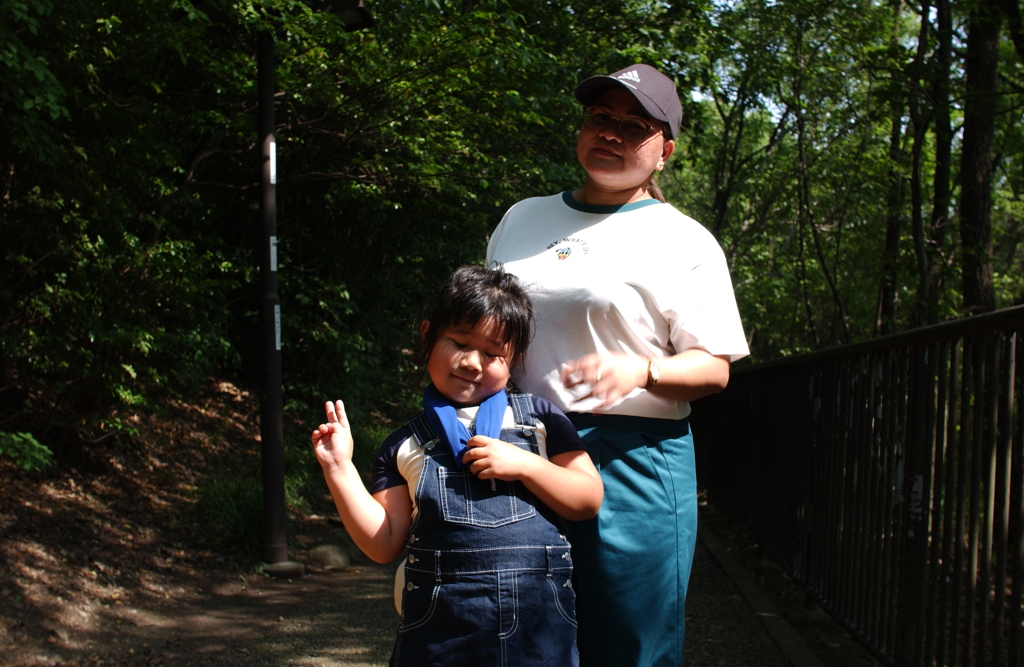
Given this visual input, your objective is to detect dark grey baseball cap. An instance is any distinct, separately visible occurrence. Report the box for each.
[575,64,682,139]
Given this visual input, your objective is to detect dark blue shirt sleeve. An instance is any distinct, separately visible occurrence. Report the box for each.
[531,396,586,457]
[369,425,413,494]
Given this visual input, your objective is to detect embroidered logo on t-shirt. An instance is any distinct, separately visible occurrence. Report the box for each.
[546,237,589,260]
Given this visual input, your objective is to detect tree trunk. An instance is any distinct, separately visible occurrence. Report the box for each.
[1005,0,1024,61]
[878,114,904,337]
[909,0,929,329]
[959,0,1003,315]
[922,0,953,325]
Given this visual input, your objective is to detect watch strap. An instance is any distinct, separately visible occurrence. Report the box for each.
[645,358,659,388]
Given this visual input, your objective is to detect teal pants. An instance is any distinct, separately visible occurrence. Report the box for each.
[565,413,696,667]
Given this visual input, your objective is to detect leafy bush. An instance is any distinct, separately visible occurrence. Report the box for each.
[183,437,321,566]
[0,431,53,471]
[185,476,264,564]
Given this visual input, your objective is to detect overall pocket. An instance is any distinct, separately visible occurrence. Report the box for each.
[437,468,536,528]
[399,566,440,631]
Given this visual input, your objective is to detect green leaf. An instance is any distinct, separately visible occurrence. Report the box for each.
[0,432,54,472]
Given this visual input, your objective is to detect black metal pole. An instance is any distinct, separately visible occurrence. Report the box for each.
[257,29,287,565]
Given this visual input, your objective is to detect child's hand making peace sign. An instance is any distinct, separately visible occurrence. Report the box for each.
[311,400,355,471]
[310,398,413,565]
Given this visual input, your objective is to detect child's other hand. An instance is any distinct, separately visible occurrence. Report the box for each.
[462,435,534,482]
[311,400,355,471]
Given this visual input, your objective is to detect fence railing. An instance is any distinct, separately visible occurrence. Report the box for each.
[691,305,1024,667]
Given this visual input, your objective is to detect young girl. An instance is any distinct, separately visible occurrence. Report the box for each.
[311,265,603,667]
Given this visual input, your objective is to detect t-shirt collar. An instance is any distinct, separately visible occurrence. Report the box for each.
[561,190,664,214]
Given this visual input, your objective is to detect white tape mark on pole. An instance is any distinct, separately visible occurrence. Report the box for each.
[269,140,277,185]
[274,304,281,351]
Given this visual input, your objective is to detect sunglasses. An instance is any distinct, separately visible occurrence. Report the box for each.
[581,107,660,143]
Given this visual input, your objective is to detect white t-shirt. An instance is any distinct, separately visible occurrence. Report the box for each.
[486,191,749,420]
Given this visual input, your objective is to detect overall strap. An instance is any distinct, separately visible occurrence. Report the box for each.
[508,393,538,428]
[406,412,437,449]
[409,394,535,444]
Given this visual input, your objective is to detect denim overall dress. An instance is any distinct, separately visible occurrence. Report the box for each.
[390,394,579,667]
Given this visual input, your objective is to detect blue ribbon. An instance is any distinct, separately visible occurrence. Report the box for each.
[422,384,507,469]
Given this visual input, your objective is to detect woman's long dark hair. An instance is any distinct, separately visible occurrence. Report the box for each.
[648,176,666,202]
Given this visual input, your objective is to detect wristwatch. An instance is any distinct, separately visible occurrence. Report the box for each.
[645,358,660,389]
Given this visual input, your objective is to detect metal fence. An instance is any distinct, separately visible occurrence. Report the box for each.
[690,305,1024,667]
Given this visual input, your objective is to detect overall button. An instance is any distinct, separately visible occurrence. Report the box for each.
[406,581,419,591]
[408,554,417,564]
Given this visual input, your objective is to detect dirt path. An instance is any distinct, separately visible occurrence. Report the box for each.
[70,560,399,667]
[3,505,880,667]
[6,530,788,667]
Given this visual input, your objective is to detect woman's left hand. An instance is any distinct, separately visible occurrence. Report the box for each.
[561,352,648,408]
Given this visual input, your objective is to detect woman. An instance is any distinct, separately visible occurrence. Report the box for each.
[486,64,749,666]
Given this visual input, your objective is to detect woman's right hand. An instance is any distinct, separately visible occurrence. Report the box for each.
[561,352,649,408]
[311,400,355,470]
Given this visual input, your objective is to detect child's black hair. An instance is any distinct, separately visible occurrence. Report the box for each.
[420,265,533,371]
